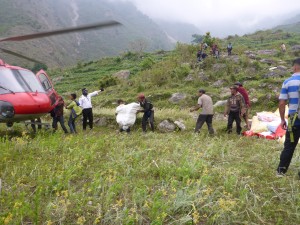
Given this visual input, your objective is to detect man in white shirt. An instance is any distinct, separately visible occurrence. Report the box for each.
[79,88,103,130]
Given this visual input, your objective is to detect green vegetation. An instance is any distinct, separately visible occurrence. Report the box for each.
[2,26,300,224]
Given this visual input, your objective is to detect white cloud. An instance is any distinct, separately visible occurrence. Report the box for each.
[119,0,300,36]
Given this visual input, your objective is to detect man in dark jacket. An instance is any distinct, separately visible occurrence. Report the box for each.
[137,93,154,132]
[224,86,246,135]
[51,96,68,134]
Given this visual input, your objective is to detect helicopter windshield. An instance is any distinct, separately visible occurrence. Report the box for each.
[0,68,45,95]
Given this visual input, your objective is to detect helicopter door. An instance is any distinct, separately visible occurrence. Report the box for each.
[36,71,58,106]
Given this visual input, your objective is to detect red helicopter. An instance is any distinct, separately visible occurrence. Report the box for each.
[0,21,121,127]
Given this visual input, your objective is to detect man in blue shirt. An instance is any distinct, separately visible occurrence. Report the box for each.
[277,58,300,177]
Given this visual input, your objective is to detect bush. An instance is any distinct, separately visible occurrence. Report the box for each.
[99,75,118,88]
[140,57,155,70]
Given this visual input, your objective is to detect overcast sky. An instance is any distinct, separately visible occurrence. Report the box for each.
[119,0,300,37]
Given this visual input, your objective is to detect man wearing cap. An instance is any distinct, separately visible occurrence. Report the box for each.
[190,89,214,134]
[224,86,246,135]
[79,88,104,130]
[137,93,154,132]
[234,82,251,129]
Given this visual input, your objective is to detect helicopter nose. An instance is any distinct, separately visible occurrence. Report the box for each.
[0,101,15,120]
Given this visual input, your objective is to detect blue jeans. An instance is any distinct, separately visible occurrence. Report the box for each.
[68,115,77,133]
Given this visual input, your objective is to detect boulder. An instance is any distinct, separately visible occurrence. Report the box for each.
[174,121,186,131]
[158,120,176,133]
[229,55,240,63]
[94,117,108,127]
[214,100,227,107]
[251,98,258,104]
[277,65,288,71]
[113,70,130,80]
[257,49,277,55]
[260,58,275,65]
[169,93,186,103]
[219,88,231,98]
[213,63,226,71]
[184,74,194,81]
[292,45,300,51]
[198,71,209,81]
[212,80,225,87]
[262,70,286,79]
[247,54,257,59]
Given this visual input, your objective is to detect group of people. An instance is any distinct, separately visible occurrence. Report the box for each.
[190,82,250,135]
[50,89,155,134]
[197,42,233,62]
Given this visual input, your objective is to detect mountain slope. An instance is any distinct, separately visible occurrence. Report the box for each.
[0,0,173,68]
[155,20,203,43]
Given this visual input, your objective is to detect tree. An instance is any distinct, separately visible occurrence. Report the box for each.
[191,34,204,44]
[129,38,149,55]
[32,62,48,73]
[202,32,215,47]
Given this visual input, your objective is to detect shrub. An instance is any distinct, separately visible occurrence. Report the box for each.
[140,57,155,70]
[99,75,118,88]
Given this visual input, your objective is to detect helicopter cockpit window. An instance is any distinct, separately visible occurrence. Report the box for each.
[0,68,45,94]
[38,73,52,91]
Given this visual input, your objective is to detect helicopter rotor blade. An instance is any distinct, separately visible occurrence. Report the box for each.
[0,20,121,42]
[0,47,44,64]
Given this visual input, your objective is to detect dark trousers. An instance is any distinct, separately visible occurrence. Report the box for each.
[228,48,232,55]
[142,111,154,132]
[31,118,42,133]
[120,127,131,133]
[277,127,300,174]
[68,115,77,133]
[82,108,93,130]
[227,111,242,134]
[195,114,214,134]
[52,116,68,133]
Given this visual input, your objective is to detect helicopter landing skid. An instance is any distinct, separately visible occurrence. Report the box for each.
[23,121,51,130]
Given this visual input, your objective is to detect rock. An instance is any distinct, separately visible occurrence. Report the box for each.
[214,100,227,107]
[277,65,288,71]
[198,71,209,81]
[174,121,186,131]
[292,45,300,51]
[184,74,194,81]
[257,49,277,55]
[94,117,107,126]
[244,50,255,55]
[219,88,231,98]
[158,120,176,133]
[212,80,225,87]
[251,98,258,104]
[229,55,240,63]
[113,70,130,80]
[249,88,256,94]
[247,54,257,59]
[262,70,286,79]
[213,63,226,71]
[169,93,186,103]
[260,58,275,65]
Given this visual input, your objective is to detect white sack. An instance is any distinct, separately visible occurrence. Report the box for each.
[116,103,141,129]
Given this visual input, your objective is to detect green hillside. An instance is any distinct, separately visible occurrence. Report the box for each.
[0,0,173,68]
[1,28,300,224]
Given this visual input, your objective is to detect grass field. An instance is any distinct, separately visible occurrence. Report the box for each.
[1,115,300,225]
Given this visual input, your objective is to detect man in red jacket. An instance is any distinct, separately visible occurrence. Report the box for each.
[234,82,251,130]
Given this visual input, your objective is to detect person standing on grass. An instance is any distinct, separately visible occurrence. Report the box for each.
[227,42,233,55]
[280,43,286,53]
[137,93,154,132]
[190,89,214,135]
[50,96,68,134]
[224,86,246,135]
[66,93,82,134]
[234,82,251,130]
[79,88,104,130]
[276,58,300,177]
